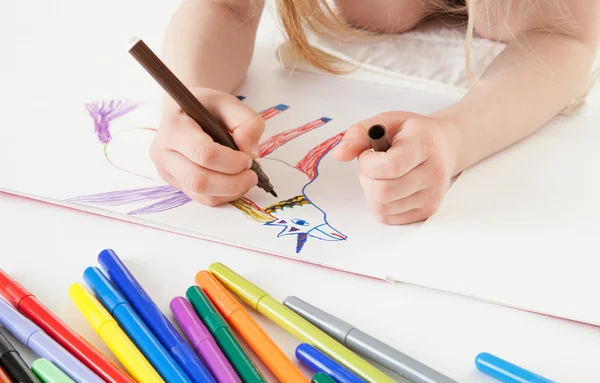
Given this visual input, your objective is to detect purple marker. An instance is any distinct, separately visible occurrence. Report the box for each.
[170,297,241,383]
[0,298,103,383]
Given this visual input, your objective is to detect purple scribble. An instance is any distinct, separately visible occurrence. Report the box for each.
[128,192,191,215]
[68,185,191,215]
[85,100,139,144]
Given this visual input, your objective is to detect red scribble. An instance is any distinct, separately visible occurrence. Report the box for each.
[296,131,345,180]
[258,117,331,158]
[259,105,287,120]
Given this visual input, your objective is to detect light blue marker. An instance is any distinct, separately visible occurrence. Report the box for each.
[84,267,193,383]
[475,352,556,383]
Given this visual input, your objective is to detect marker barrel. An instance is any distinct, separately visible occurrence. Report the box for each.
[186,286,264,383]
[196,271,307,383]
[0,299,103,383]
[170,297,241,383]
[98,249,215,383]
[0,269,133,383]
[27,333,104,383]
[99,321,165,383]
[284,296,457,383]
[84,267,192,383]
[206,263,400,383]
[68,283,165,383]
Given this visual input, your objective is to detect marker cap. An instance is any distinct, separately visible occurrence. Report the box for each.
[185,286,227,334]
[32,359,76,383]
[170,297,211,349]
[67,284,112,332]
[0,297,40,344]
[96,250,153,310]
[206,263,268,309]
[83,267,127,315]
[195,271,242,319]
[283,297,353,344]
[475,352,555,383]
[296,343,366,383]
[0,270,32,308]
[0,331,16,357]
[312,372,336,383]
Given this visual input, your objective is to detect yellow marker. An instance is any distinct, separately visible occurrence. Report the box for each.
[68,283,165,383]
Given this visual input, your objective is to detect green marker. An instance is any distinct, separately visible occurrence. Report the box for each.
[312,372,336,383]
[31,359,76,383]
[186,286,265,383]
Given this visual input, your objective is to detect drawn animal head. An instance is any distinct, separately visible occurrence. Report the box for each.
[232,195,346,253]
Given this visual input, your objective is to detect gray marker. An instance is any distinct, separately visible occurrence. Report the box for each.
[283,297,458,383]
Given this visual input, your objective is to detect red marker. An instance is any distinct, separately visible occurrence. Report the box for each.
[0,269,135,383]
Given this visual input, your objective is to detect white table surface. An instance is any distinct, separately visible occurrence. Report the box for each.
[3,4,600,383]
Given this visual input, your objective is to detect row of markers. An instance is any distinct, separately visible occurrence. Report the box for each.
[0,249,554,383]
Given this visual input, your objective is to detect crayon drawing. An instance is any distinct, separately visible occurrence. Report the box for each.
[69,97,347,253]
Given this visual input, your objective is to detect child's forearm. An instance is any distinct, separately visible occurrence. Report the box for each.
[162,0,264,93]
[437,30,598,176]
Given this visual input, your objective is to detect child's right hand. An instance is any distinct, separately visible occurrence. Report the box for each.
[150,88,265,207]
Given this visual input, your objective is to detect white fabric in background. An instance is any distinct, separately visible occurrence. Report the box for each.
[277,17,599,105]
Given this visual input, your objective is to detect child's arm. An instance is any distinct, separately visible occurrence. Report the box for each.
[150,0,268,207]
[162,0,265,92]
[335,0,599,225]
[436,0,600,176]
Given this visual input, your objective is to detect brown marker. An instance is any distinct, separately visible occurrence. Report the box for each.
[367,124,391,152]
[127,37,277,197]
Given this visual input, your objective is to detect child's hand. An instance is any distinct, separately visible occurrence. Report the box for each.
[150,88,265,206]
[333,112,459,225]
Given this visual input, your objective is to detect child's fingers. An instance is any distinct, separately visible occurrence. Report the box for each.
[166,118,253,174]
[359,163,431,204]
[358,135,428,180]
[161,151,258,198]
[191,88,265,157]
[367,189,428,216]
[333,124,370,161]
[231,113,265,159]
[375,208,432,225]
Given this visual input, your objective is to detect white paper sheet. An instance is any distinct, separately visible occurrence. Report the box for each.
[407,113,600,325]
[0,0,459,283]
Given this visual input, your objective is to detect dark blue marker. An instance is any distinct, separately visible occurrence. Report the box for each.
[296,343,366,383]
[97,249,215,383]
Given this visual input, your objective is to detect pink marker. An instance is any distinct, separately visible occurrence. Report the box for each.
[170,297,241,383]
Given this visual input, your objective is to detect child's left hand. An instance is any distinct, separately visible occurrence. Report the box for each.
[333,112,459,225]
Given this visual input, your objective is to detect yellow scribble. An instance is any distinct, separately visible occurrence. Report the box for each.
[229,198,274,223]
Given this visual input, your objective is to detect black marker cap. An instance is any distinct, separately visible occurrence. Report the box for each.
[0,330,40,383]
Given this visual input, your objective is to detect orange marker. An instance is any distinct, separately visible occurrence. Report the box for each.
[195,271,308,383]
